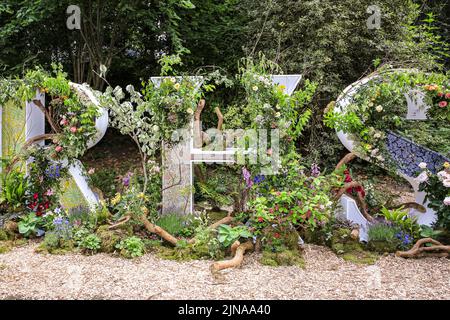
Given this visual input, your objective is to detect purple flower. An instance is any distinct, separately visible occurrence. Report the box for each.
[311,163,321,177]
[253,175,265,184]
[242,167,253,188]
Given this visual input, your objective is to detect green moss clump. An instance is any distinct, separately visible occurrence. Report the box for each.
[154,245,197,262]
[154,243,225,262]
[35,233,75,255]
[329,228,379,265]
[261,250,305,268]
[0,241,12,254]
[367,240,399,253]
[342,251,379,265]
[207,211,228,224]
[95,225,122,253]
[0,229,9,241]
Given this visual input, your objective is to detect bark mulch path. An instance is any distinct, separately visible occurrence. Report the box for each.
[0,243,449,300]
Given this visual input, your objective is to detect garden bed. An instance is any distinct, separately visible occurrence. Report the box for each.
[0,242,448,300]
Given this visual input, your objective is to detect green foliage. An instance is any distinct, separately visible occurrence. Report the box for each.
[156,213,186,236]
[420,225,444,240]
[17,213,40,238]
[217,224,252,247]
[261,249,305,268]
[116,236,145,258]
[367,223,403,252]
[0,0,195,87]
[78,233,101,254]
[380,206,420,239]
[0,163,28,210]
[88,168,118,199]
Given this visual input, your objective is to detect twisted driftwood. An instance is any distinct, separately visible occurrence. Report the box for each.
[210,240,254,275]
[396,238,450,258]
[334,152,374,222]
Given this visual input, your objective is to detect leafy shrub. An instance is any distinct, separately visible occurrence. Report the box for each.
[380,207,420,239]
[367,223,403,252]
[0,165,28,210]
[156,213,185,236]
[18,213,42,238]
[217,224,252,247]
[116,236,145,258]
[78,233,101,254]
[420,225,444,240]
[89,168,118,199]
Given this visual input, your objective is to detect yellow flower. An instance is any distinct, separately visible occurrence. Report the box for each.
[138,192,145,199]
[252,85,259,92]
[278,85,286,91]
[111,193,121,206]
[186,108,194,114]
[444,162,450,169]
[174,83,181,91]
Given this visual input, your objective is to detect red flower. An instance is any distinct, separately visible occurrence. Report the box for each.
[36,211,43,217]
[33,193,39,200]
[274,233,281,239]
[438,92,444,97]
[269,208,274,214]
[258,217,264,223]
[305,210,312,219]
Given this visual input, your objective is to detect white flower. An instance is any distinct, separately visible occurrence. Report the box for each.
[437,170,450,181]
[374,132,381,139]
[376,155,385,162]
[275,112,281,118]
[443,179,450,188]
[186,108,194,114]
[415,171,428,183]
[263,103,271,109]
[418,162,427,169]
[252,85,259,92]
[375,105,383,112]
[444,197,450,206]
[371,148,379,156]
[152,125,160,132]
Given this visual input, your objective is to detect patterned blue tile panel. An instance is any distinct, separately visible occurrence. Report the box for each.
[386,131,449,176]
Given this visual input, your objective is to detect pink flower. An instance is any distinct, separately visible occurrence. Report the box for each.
[70,126,77,133]
[60,119,68,126]
[88,168,95,175]
[444,197,450,206]
[439,101,448,108]
[45,189,54,196]
[437,92,444,97]
[267,148,273,156]
[55,145,63,153]
[445,93,450,99]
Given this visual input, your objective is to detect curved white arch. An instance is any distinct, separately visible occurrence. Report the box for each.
[334,70,438,239]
